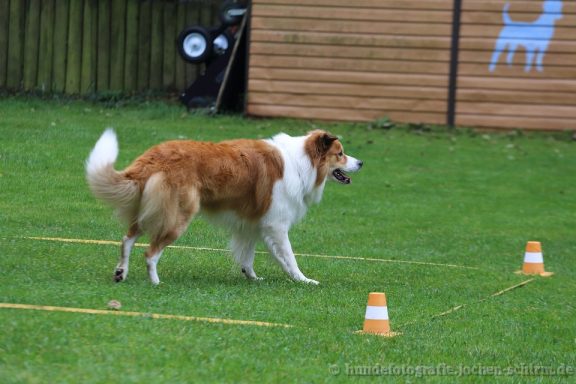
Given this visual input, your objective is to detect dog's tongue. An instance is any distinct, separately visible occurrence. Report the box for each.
[333,169,350,184]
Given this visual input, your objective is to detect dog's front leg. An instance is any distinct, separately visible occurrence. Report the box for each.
[489,39,507,72]
[524,49,535,72]
[262,228,319,285]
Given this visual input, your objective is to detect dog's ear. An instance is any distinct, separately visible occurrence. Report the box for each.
[305,130,339,164]
[315,131,338,154]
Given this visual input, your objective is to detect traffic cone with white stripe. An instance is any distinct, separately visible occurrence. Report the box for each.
[358,292,400,337]
[515,241,553,277]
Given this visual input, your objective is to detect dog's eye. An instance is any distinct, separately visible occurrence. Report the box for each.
[337,151,343,157]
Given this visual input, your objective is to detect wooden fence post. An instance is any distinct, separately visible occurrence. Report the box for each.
[447,0,462,127]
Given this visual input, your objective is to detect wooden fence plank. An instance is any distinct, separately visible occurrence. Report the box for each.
[250,55,450,75]
[110,0,126,91]
[255,0,453,11]
[456,115,575,131]
[137,0,152,91]
[461,25,576,41]
[149,0,163,90]
[458,76,576,93]
[162,1,176,90]
[459,63,576,79]
[65,0,83,94]
[252,4,452,23]
[174,1,188,91]
[0,0,9,87]
[247,104,446,124]
[249,92,447,113]
[250,30,452,50]
[52,0,69,93]
[251,17,452,36]
[97,0,110,92]
[7,0,25,89]
[38,0,55,92]
[250,67,448,88]
[249,79,448,100]
[81,0,97,94]
[124,0,139,92]
[461,11,559,26]
[458,89,576,107]
[463,1,576,13]
[23,0,41,90]
[458,102,576,119]
[460,38,576,54]
[459,50,576,67]
[250,42,451,62]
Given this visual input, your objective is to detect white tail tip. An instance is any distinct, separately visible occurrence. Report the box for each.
[86,128,119,174]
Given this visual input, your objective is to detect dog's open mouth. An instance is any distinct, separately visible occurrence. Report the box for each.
[332,169,351,184]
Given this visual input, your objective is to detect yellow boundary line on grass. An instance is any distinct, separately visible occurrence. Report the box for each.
[9,238,539,331]
[0,303,293,328]
[401,278,536,327]
[24,236,480,270]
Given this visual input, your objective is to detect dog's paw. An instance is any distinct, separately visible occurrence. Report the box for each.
[242,268,263,281]
[114,268,125,282]
[303,278,319,285]
[245,275,264,282]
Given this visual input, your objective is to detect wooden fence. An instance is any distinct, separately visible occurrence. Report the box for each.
[247,0,576,131]
[0,0,220,95]
[3,0,575,130]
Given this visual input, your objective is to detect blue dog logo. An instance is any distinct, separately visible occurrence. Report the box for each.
[489,0,563,72]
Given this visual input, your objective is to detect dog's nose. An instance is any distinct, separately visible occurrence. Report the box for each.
[358,160,364,168]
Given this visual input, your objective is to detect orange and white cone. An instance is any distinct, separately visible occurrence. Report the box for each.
[358,292,400,337]
[515,241,553,277]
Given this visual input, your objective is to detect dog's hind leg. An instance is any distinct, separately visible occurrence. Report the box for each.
[535,47,547,72]
[231,234,260,280]
[114,223,141,282]
[145,242,168,285]
[145,223,191,285]
[144,187,200,285]
[262,228,319,285]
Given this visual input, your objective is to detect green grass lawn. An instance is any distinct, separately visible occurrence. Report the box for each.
[1,97,575,383]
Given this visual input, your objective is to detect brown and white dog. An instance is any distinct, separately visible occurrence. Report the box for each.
[86,129,362,285]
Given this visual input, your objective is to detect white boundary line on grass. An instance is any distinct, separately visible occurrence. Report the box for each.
[0,302,293,328]
[24,236,481,270]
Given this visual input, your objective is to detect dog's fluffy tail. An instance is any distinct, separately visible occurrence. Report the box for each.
[502,2,512,25]
[86,129,140,225]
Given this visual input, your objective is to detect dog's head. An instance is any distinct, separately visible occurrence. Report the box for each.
[543,0,563,19]
[305,130,363,186]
